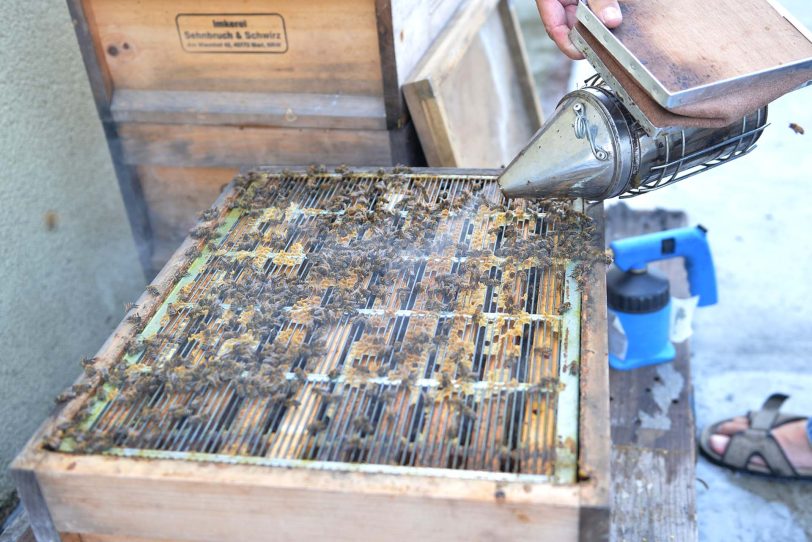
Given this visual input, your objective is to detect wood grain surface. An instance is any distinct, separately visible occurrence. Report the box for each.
[613,0,812,93]
[404,0,542,168]
[605,204,697,542]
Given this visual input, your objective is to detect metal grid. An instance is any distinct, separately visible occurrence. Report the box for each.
[62,171,583,483]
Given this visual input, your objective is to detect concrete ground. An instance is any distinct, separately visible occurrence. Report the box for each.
[519,0,812,540]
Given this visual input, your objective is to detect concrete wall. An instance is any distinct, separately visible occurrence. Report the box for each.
[0,1,146,511]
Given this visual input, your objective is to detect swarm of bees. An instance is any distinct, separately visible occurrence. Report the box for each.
[50,168,604,465]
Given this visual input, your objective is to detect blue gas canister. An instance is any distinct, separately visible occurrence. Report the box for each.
[607,226,717,371]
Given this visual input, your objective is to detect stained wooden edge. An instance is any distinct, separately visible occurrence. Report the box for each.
[374,0,408,129]
[402,78,459,167]
[577,204,611,518]
[105,124,154,278]
[8,470,59,542]
[497,0,545,129]
[65,0,112,115]
[66,0,154,277]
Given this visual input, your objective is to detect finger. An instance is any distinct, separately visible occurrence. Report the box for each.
[548,26,586,60]
[588,0,623,28]
[536,0,585,60]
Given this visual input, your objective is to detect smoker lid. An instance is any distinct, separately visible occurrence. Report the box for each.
[575,0,812,112]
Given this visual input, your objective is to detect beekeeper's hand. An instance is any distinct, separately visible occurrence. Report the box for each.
[536,0,622,60]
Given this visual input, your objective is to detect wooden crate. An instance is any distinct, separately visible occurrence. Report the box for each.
[13,168,609,542]
[68,0,541,274]
[69,0,543,274]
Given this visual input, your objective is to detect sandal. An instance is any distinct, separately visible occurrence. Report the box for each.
[698,393,812,480]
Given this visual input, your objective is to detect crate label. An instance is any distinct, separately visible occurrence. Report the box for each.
[176,14,288,53]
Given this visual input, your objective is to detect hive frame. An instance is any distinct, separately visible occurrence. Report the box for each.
[13,168,609,542]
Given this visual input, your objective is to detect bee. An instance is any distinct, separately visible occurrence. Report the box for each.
[191,225,214,240]
[307,419,328,434]
[44,210,58,231]
[146,285,161,296]
[439,371,452,389]
[557,302,571,315]
[789,123,805,135]
[55,390,77,403]
[80,356,96,367]
[72,383,91,395]
[126,313,142,325]
[198,208,218,222]
[43,435,62,451]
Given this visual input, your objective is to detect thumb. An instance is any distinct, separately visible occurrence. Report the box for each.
[588,0,623,28]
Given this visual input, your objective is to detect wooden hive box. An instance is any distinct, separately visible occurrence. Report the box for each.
[66,0,541,275]
[13,168,609,542]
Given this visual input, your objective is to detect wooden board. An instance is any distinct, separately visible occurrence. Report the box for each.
[84,0,383,97]
[579,0,812,108]
[604,204,697,542]
[577,204,610,542]
[403,0,543,168]
[74,0,469,128]
[118,124,395,168]
[11,168,609,542]
[614,0,812,92]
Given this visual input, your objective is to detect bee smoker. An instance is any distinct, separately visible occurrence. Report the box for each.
[498,83,768,201]
[607,226,717,370]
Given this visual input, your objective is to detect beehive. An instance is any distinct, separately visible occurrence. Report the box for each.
[65,0,541,274]
[13,168,610,542]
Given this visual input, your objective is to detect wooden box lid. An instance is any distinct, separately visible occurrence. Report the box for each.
[577,0,812,109]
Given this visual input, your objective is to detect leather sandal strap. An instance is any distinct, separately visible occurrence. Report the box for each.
[748,393,789,431]
[722,429,797,477]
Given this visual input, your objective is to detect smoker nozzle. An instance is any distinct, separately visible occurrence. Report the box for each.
[498,86,768,201]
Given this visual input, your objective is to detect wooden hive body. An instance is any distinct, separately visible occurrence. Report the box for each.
[13,168,609,541]
[66,0,541,274]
